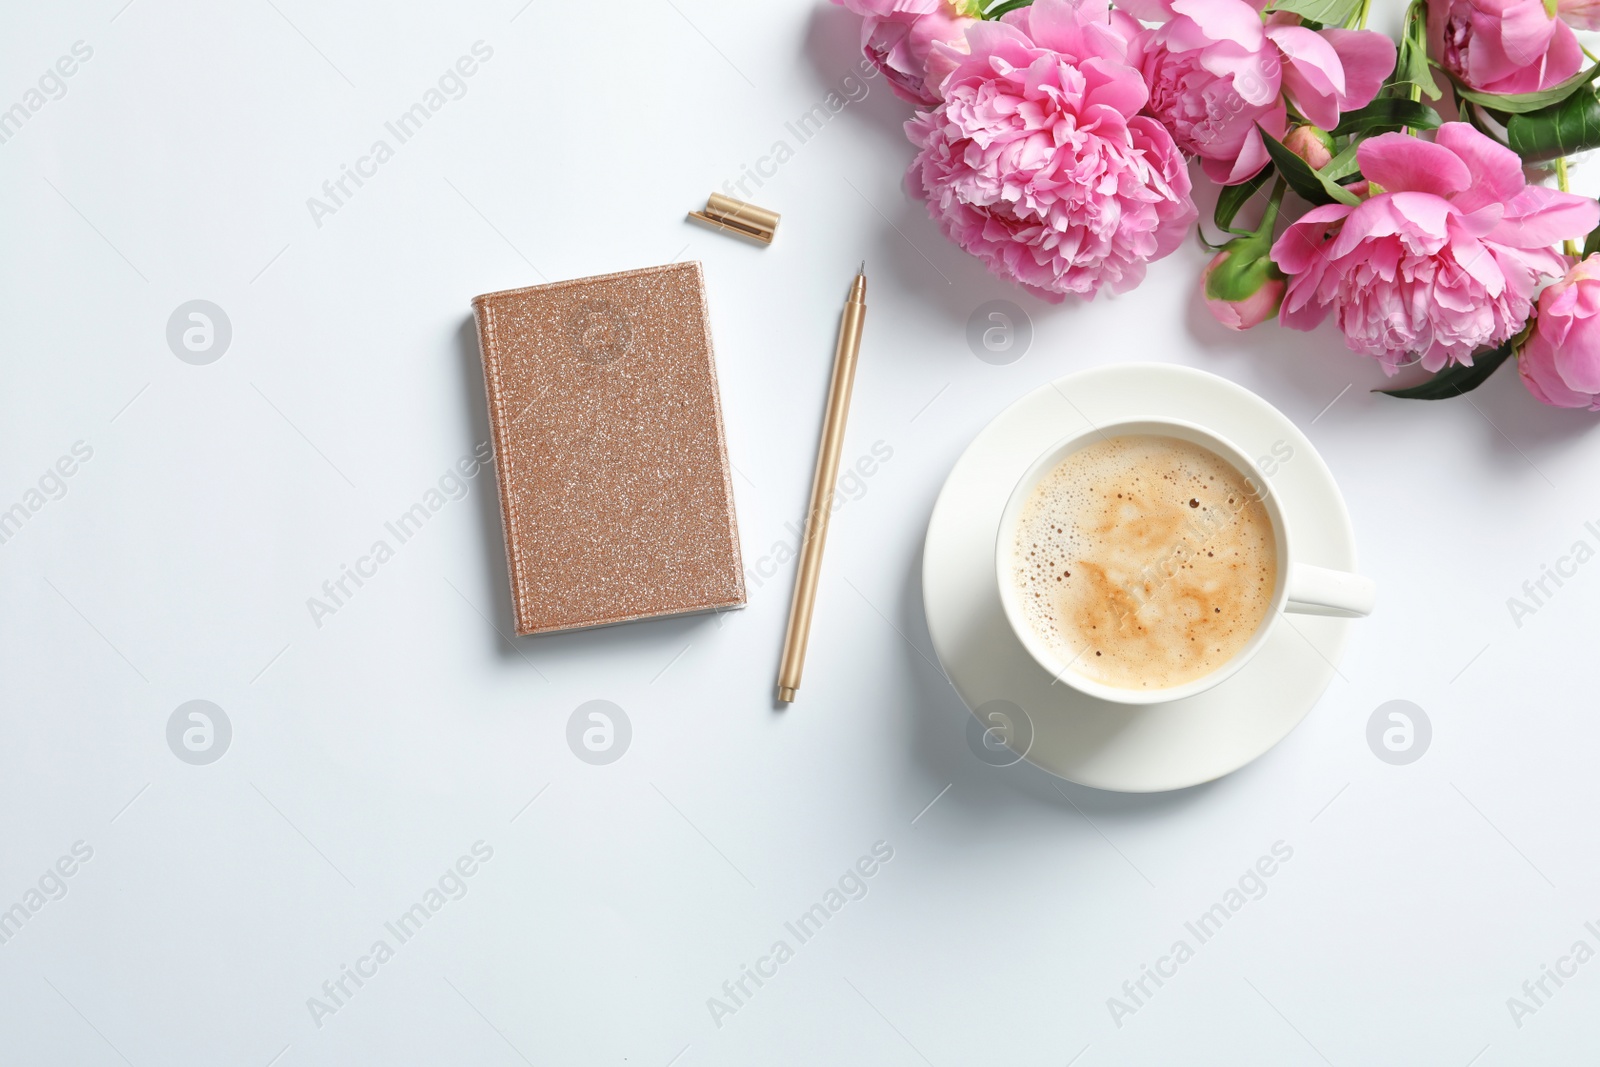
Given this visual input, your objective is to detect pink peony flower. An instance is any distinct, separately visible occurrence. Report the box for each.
[1130,0,1394,184]
[1272,124,1600,372]
[830,0,980,105]
[903,0,1197,301]
[1430,0,1583,94]
[1520,254,1600,409]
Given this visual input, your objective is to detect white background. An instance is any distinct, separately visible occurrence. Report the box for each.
[3,1,1598,1063]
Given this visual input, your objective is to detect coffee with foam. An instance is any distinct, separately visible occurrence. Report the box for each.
[1010,435,1277,691]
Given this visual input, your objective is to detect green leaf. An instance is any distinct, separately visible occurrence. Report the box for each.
[1502,89,1600,162]
[1258,126,1362,206]
[1214,169,1273,234]
[981,0,1032,17]
[1330,99,1442,136]
[1321,138,1363,182]
[1267,0,1362,25]
[1584,215,1600,258]
[1378,342,1515,400]
[1388,0,1440,101]
[1448,62,1600,115]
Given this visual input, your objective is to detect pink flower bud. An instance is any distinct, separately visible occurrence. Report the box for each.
[1203,249,1286,331]
[1284,126,1334,170]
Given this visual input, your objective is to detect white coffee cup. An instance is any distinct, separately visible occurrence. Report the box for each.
[995,417,1374,705]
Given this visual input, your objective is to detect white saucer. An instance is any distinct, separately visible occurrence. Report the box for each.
[922,363,1357,793]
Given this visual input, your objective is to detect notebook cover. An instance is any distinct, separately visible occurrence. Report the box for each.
[471,261,746,635]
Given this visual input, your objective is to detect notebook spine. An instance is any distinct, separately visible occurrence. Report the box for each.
[471,296,532,634]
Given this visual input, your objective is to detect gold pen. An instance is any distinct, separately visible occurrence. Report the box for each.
[777,263,867,704]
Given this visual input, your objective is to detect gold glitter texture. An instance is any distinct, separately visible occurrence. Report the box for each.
[472,262,746,635]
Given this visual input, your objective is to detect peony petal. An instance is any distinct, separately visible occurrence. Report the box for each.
[1081,16,1138,66]
[833,0,941,15]
[960,19,1036,62]
[1357,133,1472,197]
[1278,72,1339,129]
[1521,338,1598,405]
[1433,122,1528,213]
[1271,203,1352,273]
[1559,0,1600,30]
[1018,0,1087,54]
[1170,0,1267,49]
[1196,43,1282,105]
[1258,99,1288,140]
[1080,56,1149,115]
[1199,103,1281,184]
[1277,282,1333,330]
[1444,228,1508,293]
[1201,124,1272,184]
[1474,0,1559,86]
[1319,28,1396,108]
[1105,9,1147,48]
[1489,187,1600,247]
[1388,191,1457,238]
[1117,0,1176,20]
[1267,25,1344,102]
[1326,196,1441,260]
[1452,203,1506,238]
[1477,12,1583,92]
[1571,283,1600,323]
[924,41,968,99]
[1541,287,1579,345]
[1557,319,1600,392]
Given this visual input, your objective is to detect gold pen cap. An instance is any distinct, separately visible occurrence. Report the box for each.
[688,193,780,245]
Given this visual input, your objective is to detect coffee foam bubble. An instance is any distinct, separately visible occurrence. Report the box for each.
[1011,435,1277,691]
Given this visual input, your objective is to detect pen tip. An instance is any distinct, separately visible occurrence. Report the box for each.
[859,260,866,276]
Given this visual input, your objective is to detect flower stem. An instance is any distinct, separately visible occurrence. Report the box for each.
[1557,157,1581,256]
[1261,179,1287,235]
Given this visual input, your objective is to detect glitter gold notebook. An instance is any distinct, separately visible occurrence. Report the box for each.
[472,262,746,635]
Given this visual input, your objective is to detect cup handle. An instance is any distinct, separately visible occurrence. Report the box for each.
[1284,563,1376,618]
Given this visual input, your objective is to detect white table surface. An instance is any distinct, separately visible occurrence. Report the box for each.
[4,1,1599,1063]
